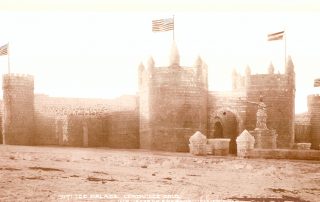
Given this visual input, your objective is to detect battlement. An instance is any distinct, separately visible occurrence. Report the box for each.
[2,73,34,89]
[308,94,320,98]
[232,58,295,91]
[248,74,291,88]
[3,73,34,80]
[233,72,292,90]
[307,94,320,107]
[140,62,206,75]
[34,94,138,116]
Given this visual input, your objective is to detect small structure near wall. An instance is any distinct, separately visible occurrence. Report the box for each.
[236,130,255,158]
[207,138,231,156]
[189,131,207,155]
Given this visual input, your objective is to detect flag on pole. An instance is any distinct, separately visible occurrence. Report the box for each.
[152,18,174,32]
[314,78,320,87]
[267,31,285,41]
[0,43,8,56]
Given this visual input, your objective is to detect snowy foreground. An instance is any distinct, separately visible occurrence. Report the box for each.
[0,145,319,202]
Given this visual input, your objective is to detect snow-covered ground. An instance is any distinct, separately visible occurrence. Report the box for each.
[0,145,319,201]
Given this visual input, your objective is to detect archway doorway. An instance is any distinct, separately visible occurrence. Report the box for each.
[213,121,223,138]
[209,110,239,154]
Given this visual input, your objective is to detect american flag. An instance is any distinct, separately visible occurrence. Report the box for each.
[0,43,8,56]
[314,78,320,87]
[152,18,174,32]
[267,31,285,41]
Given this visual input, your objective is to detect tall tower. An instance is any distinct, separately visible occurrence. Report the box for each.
[307,77,320,149]
[2,74,35,145]
[138,42,208,152]
[244,56,295,148]
[307,95,320,149]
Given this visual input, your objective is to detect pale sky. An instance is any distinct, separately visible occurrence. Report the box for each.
[0,0,320,113]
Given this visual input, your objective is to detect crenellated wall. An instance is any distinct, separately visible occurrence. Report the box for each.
[307,94,320,149]
[33,94,139,148]
[0,45,306,152]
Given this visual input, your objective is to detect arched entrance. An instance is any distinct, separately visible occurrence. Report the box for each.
[213,121,223,138]
[209,109,240,154]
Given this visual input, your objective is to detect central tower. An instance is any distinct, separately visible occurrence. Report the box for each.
[138,42,208,152]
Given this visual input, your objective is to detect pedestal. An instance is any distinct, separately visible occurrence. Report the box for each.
[250,129,277,149]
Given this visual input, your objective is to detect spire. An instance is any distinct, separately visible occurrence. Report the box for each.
[244,65,251,87]
[138,62,145,72]
[232,68,238,90]
[268,62,275,74]
[169,41,180,67]
[138,62,145,87]
[285,55,294,74]
[232,68,238,77]
[245,65,251,76]
[147,56,155,69]
[194,55,203,67]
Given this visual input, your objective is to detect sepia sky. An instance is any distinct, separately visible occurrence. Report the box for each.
[0,0,320,113]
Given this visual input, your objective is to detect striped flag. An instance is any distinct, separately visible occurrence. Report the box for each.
[314,78,320,87]
[0,43,8,56]
[267,31,285,41]
[152,18,174,32]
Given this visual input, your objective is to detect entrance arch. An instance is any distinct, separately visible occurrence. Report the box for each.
[209,109,240,154]
[213,121,223,138]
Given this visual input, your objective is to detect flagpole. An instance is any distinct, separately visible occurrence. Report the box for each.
[7,43,11,74]
[284,28,287,68]
[172,15,175,41]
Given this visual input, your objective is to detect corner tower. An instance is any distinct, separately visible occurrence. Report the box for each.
[244,56,295,148]
[307,77,320,149]
[307,95,320,149]
[138,42,208,152]
[2,74,35,145]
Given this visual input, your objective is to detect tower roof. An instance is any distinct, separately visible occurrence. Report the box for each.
[245,65,251,75]
[232,68,238,76]
[194,55,203,67]
[147,56,155,69]
[286,55,294,74]
[138,62,144,72]
[169,41,180,67]
[268,62,275,74]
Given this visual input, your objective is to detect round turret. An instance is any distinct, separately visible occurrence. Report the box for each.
[268,62,275,74]
[138,62,145,87]
[245,65,251,76]
[147,56,155,70]
[138,62,144,72]
[194,55,202,68]
[285,55,294,75]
